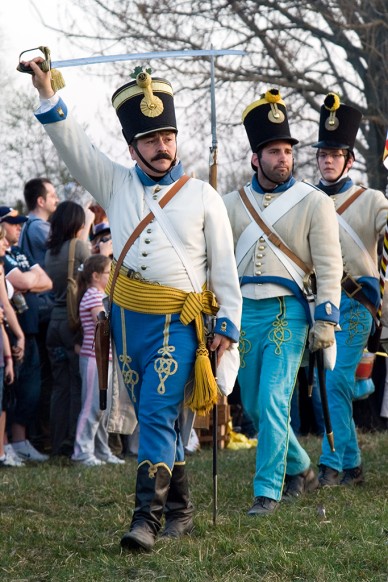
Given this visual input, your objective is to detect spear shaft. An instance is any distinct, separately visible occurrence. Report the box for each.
[208,52,219,526]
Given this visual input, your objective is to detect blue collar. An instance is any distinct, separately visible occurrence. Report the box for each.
[251,173,296,194]
[135,161,184,186]
[317,177,353,195]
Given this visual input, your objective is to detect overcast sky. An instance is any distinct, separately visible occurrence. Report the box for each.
[1,0,125,150]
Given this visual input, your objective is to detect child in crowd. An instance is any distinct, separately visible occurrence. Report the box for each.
[0,260,15,467]
[71,255,124,467]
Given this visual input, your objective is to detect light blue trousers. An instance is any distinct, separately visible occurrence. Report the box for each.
[111,305,197,470]
[238,296,310,501]
[319,293,372,471]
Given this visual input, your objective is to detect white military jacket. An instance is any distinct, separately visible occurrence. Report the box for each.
[35,97,242,339]
[328,182,388,280]
[223,179,343,323]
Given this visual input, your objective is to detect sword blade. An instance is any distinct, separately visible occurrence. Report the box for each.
[51,48,246,69]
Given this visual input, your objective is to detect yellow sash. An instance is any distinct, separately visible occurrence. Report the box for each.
[106,269,220,414]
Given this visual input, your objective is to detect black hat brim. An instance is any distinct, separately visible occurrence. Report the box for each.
[256,136,299,150]
[312,140,351,149]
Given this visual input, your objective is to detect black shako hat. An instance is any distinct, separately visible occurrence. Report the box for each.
[112,69,177,144]
[312,93,362,152]
[242,88,299,151]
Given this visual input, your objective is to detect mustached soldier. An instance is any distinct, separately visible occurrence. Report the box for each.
[223,89,343,515]
[313,93,388,487]
[24,58,242,551]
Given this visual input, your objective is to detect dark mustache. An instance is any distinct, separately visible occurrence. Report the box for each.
[151,153,173,161]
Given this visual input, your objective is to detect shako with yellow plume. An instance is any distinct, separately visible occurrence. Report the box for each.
[242,88,299,152]
[312,92,362,154]
[112,67,178,144]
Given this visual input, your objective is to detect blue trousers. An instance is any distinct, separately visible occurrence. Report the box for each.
[319,293,372,471]
[111,305,197,471]
[238,296,310,501]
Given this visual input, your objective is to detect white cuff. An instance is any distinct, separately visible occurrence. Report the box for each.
[35,94,60,114]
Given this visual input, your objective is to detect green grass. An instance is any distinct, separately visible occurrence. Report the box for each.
[1,432,387,581]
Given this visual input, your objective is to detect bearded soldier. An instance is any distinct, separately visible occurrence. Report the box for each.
[23,58,242,551]
[223,89,343,515]
[313,93,388,487]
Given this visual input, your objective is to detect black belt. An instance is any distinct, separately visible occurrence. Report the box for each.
[341,273,378,324]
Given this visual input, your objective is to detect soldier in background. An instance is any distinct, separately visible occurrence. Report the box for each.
[312,93,388,487]
[223,89,343,515]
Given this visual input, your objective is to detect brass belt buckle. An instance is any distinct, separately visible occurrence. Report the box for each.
[341,273,362,298]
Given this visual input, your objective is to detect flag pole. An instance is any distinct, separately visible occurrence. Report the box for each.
[368,133,388,352]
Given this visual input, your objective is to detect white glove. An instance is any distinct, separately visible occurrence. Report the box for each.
[309,320,336,352]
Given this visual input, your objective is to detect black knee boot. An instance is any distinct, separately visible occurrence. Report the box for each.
[121,463,171,551]
[162,464,194,538]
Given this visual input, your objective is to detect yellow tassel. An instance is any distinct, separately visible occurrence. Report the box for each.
[185,342,219,415]
[50,68,65,92]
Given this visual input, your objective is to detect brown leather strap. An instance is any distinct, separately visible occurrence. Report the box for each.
[68,238,77,278]
[109,174,190,307]
[239,187,310,275]
[341,272,379,324]
[336,186,365,215]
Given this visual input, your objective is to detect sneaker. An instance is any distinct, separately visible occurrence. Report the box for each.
[340,466,364,487]
[101,454,125,465]
[282,467,319,501]
[247,496,278,516]
[73,456,105,467]
[12,440,49,462]
[4,444,25,467]
[318,464,339,487]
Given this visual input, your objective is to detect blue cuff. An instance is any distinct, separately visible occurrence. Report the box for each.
[35,98,68,124]
[314,301,340,325]
[214,318,239,342]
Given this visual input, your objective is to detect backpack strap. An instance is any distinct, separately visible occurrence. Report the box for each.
[68,238,77,278]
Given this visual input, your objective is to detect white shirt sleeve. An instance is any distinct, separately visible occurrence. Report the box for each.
[35,94,60,114]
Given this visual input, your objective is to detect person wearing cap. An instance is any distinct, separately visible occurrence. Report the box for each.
[90,222,113,257]
[0,206,53,462]
[312,93,388,487]
[24,58,242,551]
[223,89,343,515]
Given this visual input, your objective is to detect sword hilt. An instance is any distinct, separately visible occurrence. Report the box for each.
[17,46,51,74]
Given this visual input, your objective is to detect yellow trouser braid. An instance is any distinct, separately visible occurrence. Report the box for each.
[106,268,220,414]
